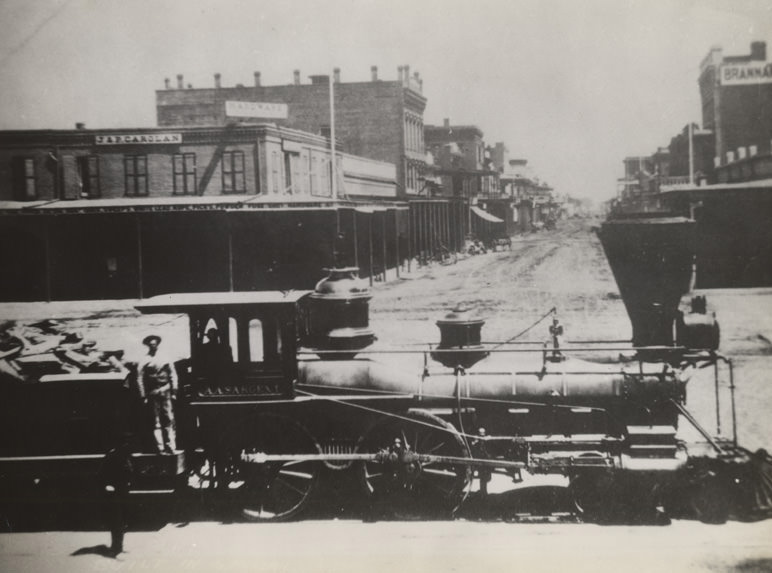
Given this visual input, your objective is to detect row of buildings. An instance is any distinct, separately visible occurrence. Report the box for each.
[0,65,560,301]
[614,41,772,287]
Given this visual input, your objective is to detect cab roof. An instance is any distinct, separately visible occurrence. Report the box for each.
[135,290,313,314]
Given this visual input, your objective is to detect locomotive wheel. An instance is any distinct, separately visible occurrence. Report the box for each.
[689,471,730,524]
[358,409,471,518]
[221,413,320,522]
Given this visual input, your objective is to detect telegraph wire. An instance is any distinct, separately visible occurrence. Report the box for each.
[0,0,74,70]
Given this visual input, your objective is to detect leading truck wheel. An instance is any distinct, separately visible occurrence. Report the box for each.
[358,409,472,518]
[223,413,320,522]
[689,471,730,525]
[569,471,615,522]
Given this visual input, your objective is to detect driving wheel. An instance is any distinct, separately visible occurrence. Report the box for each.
[219,413,320,522]
[358,409,471,518]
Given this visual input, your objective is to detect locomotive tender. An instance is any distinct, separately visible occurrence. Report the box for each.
[1,267,771,525]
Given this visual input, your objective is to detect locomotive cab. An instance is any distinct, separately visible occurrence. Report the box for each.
[136,291,312,399]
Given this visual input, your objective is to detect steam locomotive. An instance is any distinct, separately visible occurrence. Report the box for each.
[1,256,770,525]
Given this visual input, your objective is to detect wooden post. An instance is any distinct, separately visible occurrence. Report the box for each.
[407,204,412,273]
[136,215,144,298]
[227,214,234,292]
[43,219,52,302]
[394,208,400,278]
[381,211,387,282]
[368,213,374,286]
[353,210,359,270]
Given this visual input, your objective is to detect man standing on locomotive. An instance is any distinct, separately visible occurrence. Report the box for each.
[137,334,177,454]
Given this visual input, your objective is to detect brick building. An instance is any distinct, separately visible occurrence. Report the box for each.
[652,41,772,287]
[154,66,468,267]
[156,66,427,198]
[666,123,715,184]
[424,119,503,242]
[0,124,405,301]
[699,41,772,167]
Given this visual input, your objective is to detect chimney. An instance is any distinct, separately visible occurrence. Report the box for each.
[164,77,170,89]
[397,65,403,83]
[404,65,410,85]
[75,122,86,130]
[294,69,300,85]
[254,71,261,87]
[751,41,766,61]
[214,73,221,89]
[443,118,450,128]
[371,65,378,81]
[176,74,184,89]
[333,67,340,83]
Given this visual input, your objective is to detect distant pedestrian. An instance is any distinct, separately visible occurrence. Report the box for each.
[137,334,177,453]
[100,434,134,557]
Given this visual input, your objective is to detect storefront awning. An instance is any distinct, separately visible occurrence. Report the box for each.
[470,206,504,223]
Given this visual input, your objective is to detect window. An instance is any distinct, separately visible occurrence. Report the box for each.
[310,154,319,195]
[321,156,331,197]
[248,319,264,362]
[222,150,245,193]
[271,150,280,194]
[12,157,37,201]
[77,155,100,198]
[173,153,197,195]
[228,317,239,362]
[300,150,310,195]
[124,155,148,196]
[284,151,301,195]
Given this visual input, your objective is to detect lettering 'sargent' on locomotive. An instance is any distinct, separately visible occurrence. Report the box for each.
[1,263,770,525]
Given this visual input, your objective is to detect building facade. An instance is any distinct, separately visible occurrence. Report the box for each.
[156,66,427,198]
[424,119,504,242]
[0,124,406,301]
[699,41,772,166]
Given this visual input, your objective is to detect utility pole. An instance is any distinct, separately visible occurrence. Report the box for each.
[688,122,694,186]
[329,73,338,200]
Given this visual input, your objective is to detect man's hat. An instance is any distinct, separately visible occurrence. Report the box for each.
[142,334,161,346]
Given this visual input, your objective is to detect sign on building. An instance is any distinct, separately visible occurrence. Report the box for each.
[721,62,772,86]
[225,100,289,119]
[95,133,182,145]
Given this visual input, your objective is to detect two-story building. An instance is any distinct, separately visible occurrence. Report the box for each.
[424,119,503,244]
[0,123,404,301]
[154,66,465,267]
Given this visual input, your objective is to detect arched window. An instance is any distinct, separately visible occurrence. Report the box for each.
[248,319,264,362]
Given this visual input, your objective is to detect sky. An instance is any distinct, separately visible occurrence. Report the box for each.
[0,0,770,201]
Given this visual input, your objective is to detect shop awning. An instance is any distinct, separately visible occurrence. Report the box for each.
[470,206,504,223]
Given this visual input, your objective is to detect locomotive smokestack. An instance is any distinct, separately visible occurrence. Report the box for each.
[597,218,697,347]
